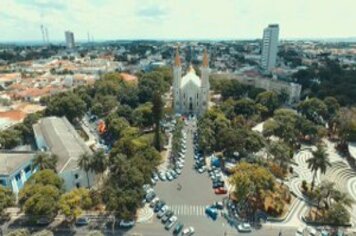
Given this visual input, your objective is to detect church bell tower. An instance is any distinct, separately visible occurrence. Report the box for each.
[173,47,182,114]
[200,49,210,114]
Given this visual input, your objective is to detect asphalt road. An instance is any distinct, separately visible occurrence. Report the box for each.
[2,120,298,236]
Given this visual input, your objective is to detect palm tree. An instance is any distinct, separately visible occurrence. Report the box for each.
[78,152,93,188]
[91,149,108,184]
[306,144,331,190]
[32,152,58,171]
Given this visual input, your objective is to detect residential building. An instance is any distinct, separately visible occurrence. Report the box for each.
[173,48,210,116]
[65,31,75,49]
[33,116,94,191]
[0,152,36,195]
[261,24,279,72]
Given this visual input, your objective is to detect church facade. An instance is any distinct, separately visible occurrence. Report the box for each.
[172,49,210,116]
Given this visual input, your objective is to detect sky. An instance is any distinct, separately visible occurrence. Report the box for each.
[1,0,356,42]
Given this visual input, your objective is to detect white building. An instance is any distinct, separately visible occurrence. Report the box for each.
[261,24,279,72]
[65,31,75,49]
[173,48,210,116]
[33,116,95,191]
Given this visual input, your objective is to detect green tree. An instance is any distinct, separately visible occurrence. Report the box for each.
[152,92,163,151]
[0,186,15,216]
[59,188,93,225]
[297,97,327,124]
[306,144,331,190]
[256,91,281,116]
[230,162,275,211]
[45,92,86,122]
[32,152,58,171]
[132,102,153,128]
[78,152,93,188]
[268,141,293,170]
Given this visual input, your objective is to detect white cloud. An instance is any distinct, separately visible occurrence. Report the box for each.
[0,0,355,42]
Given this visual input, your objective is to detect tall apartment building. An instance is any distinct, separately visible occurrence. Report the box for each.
[261,24,279,72]
[65,31,75,49]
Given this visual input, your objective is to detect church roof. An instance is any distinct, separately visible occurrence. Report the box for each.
[180,67,201,88]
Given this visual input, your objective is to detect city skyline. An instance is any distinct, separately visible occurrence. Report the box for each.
[1,0,356,42]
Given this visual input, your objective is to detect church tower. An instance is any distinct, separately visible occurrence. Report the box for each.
[173,47,182,114]
[200,49,210,114]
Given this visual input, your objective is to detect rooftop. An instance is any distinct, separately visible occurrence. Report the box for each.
[0,152,34,176]
[33,116,92,173]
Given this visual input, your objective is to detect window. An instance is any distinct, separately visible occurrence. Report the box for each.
[15,174,21,181]
[76,183,81,188]
[0,179,6,186]
[24,165,31,173]
[75,174,79,179]
[183,93,185,98]
[197,93,199,99]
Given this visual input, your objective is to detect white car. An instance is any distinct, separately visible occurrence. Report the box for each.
[119,220,135,228]
[177,162,184,169]
[159,172,167,181]
[182,226,195,235]
[237,223,252,232]
[198,166,206,173]
[166,172,174,181]
[149,197,159,208]
[164,215,177,230]
[157,206,168,218]
[175,168,182,175]
[295,226,305,236]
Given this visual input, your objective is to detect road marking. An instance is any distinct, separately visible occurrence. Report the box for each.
[169,205,207,216]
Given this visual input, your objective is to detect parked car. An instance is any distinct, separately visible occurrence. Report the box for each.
[237,223,252,232]
[150,197,159,208]
[166,172,174,181]
[198,166,206,173]
[212,201,224,210]
[182,227,195,235]
[154,200,166,212]
[214,187,227,195]
[159,172,167,181]
[161,210,174,223]
[36,217,52,226]
[205,207,218,220]
[157,206,168,218]
[119,220,135,228]
[173,222,184,235]
[175,168,182,175]
[75,217,90,226]
[145,191,156,202]
[164,215,177,230]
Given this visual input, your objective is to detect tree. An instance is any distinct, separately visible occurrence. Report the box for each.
[230,162,275,213]
[256,91,281,116]
[6,229,30,236]
[323,96,340,122]
[32,152,58,171]
[26,169,63,190]
[268,141,293,171]
[324,203,350,225]
[152,92,163,151]
[132,102,154,128]
[90,149,108,184]
[45,92,86,122]
[78,152,93,188]
[334,107,356,144]
[306,144,331,190]
[297,97,327,124]
[0,186,15,216]
[59,188,93,225]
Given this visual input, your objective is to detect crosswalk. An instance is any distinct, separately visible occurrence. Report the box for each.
[169,205,208,216]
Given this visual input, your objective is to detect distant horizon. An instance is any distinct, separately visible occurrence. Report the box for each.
[1,0,356,42]
[1,36,356,45]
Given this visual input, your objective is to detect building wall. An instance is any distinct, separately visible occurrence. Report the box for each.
[60,169,95,191]
[261,24,279,71]
[0,161,36,195]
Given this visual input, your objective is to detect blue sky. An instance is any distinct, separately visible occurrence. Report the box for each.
[1,0,356,42]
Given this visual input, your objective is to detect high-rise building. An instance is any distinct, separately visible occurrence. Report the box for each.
[261,24,279,72]
[65,31,75,49]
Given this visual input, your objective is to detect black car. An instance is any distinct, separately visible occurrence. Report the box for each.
[173,222,184,235]
[154,200,166,213]
[145,192,156,202]
[161,210,174,223]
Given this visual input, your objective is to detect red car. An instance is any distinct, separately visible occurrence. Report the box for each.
[214,187,227,195]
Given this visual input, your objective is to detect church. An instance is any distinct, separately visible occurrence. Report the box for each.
[172,48,210,117]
